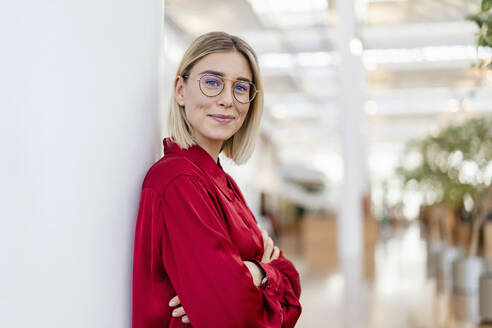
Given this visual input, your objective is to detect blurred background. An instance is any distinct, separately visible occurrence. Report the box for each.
[163,0,492,327]
[2,0,492,327]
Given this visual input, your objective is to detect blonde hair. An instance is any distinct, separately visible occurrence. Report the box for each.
[168,31,263,165]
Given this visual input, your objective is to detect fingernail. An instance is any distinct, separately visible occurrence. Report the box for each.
[172,310,178,317]
[169,300,176,307]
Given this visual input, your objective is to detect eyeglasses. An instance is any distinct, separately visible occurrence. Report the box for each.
[183,74,258,104]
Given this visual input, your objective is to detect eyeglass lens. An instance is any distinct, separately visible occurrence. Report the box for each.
[199,74,256,104]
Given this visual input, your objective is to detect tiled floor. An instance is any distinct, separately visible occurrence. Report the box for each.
[287,223,491,328]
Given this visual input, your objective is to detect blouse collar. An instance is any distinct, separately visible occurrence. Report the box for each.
[163,138,234,200]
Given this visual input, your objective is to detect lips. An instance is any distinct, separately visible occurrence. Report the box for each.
[208,114,235,124]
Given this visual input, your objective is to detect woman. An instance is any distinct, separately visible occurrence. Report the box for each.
[132,31,302,327]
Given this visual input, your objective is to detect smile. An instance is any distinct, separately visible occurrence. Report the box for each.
[208,114,235,124]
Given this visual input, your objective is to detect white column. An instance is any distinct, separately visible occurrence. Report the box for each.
[334,0,368,327]
[0,1,163,327]
[335,0,366,262]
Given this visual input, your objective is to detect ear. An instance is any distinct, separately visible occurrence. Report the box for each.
[174,75,185,107]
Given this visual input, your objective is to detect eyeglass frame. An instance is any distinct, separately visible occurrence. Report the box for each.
[181,73,259,104]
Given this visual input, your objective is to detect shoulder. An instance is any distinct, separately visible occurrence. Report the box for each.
[142,153,210,194]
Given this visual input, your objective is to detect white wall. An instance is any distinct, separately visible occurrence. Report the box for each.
[160,19,190,142]
[0,1,163,326]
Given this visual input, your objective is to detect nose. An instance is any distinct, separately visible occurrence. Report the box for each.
[217,82,234,108]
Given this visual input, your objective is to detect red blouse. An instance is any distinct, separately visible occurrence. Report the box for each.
[132,138,302,327]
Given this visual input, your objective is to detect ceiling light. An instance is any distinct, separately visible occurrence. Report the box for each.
[296,51,339,67]
[248,0,328,14]
[350,38,363,57]
[259,53,296,69]
[363,45,492,64]
[248,0,329,28]
[365,100,378,115]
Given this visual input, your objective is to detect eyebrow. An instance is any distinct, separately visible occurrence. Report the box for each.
[198,70,252,82]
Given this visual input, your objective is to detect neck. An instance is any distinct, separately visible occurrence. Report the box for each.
[195,136,223,163]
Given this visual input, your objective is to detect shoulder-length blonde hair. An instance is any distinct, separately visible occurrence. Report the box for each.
[168,31,263,165]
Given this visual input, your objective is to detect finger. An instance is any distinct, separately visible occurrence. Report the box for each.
[168,295,180,307]
[172,306,186,318]
[262,237,274,263]
[261,239,272,263]
[271,246,280,261]
[261,229,268,246]
[182,315,190,324]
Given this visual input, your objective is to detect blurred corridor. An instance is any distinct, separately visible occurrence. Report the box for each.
[294,223,432,328]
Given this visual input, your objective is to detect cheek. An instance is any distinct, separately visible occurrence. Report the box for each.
[185,100,209,128]
[184,86,210,111]
[184,98,210,121]
[238,106,250,122]
[192,101,209,112]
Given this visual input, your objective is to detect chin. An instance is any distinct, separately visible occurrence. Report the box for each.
[205,129,237,142]
[207,133,234,142]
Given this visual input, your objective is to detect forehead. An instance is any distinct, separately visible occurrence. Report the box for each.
[190,51,252,81]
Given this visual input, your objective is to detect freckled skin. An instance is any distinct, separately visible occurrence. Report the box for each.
[174,51,252,157]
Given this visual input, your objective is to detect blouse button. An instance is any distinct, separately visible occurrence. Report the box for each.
[267,284,271,289]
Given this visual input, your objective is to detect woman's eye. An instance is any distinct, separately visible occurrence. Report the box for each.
[235,83,249,93]
[203,77,222,87]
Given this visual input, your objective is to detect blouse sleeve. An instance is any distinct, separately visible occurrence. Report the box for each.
[159,174,299,328]
[225,173,302,327]
[133,188,174,327]
[253,255,302,328]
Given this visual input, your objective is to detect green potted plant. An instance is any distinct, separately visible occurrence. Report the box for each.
[398,117,492,215]
[397,117,492,293]
[467,0,492,71]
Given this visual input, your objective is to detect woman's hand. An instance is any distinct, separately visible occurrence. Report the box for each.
[243,229,281,287]
[169,295,190,324]
[260,229,280,263]
[244,260,264,287]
